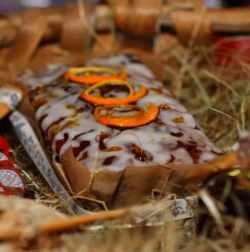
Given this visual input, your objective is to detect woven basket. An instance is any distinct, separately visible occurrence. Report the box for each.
[0,1,249,251]
[0,195,69,251]
[1,0,250,76]
[0,0,244,212]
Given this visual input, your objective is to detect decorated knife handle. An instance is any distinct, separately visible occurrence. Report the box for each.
[0,136,26,198]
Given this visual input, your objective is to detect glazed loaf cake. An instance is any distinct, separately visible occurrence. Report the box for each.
[19,53,222,209]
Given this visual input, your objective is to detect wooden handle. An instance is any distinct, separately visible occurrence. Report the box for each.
[114,0,250,36]
[2,1,250,48]
[0,4,111,46]
[113,0,250,45]
[0,208,128,240]
[207,7,250,33]
[162,7,250,33]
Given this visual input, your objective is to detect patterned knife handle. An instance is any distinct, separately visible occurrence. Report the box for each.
[0,84,24,120]
[0,136,26,198]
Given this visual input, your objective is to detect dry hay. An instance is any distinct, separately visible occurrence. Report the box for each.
[0,43,249,251]
[1,2,250,251]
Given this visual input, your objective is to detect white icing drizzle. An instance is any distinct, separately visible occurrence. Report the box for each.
[20,54,223,171]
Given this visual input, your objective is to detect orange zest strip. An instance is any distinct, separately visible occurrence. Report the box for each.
[65,66,127,84]
[94,103,159,127]
[104,104,145,119]
[81,80,147,105]
[82,79,134,102]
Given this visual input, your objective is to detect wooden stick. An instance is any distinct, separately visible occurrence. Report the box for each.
[0,208,128,240]
[41,208,128,234]
[186,151,239,180]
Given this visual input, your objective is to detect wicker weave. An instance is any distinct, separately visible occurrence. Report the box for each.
[1,0,250,75]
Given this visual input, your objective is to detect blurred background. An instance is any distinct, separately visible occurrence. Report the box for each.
[0,0,250,15]
[0,0,99,15]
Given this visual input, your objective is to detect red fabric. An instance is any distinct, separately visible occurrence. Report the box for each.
[212,35,250,67]
[0,136,26,198]
[0,136,9,156]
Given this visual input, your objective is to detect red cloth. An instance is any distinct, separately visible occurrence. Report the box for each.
[213,36,250,66]
[212,35,250,77]
[0,136,26,198]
